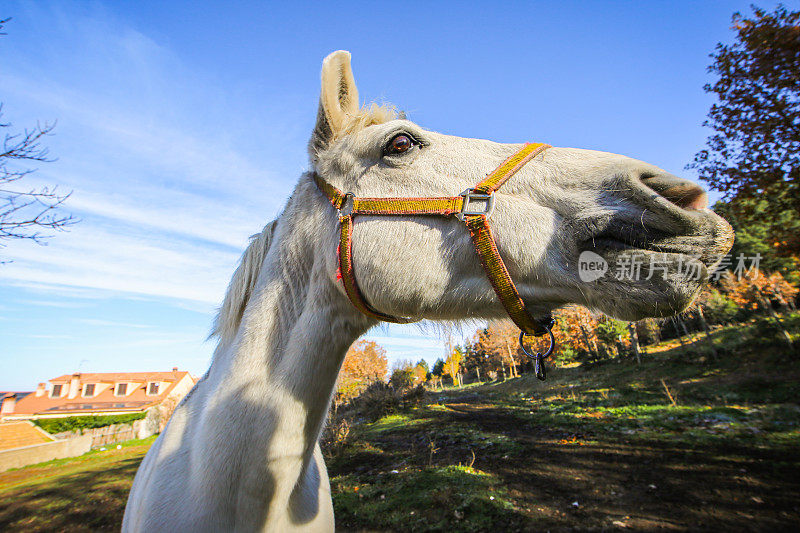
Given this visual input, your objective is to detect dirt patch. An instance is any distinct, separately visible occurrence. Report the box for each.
[437,397,800,532]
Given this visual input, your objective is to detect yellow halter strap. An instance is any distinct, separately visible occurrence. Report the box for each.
[314,142,552,337]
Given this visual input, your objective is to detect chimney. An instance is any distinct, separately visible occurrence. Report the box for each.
[1,394,16,414]
[35,383,46,397]
[68,373,81,399]
[172,367,178,372]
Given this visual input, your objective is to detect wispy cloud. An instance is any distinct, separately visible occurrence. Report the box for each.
[0,11,294,306]
[5,281,116,300]
[77,319,152,329]
[2,223,240,304]
[16,299,90,309]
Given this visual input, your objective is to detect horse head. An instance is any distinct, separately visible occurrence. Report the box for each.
[309,51,733,325]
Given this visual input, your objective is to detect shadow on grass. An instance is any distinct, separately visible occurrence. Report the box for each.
[0,455,143,532]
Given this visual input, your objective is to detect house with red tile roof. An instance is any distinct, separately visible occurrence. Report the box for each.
[1,368,197,421]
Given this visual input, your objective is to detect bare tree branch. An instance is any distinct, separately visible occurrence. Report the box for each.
[0,18,76,253]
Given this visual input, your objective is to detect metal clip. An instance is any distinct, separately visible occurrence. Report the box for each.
[519,321,556,381]
[338,192,355,218]
[534,353,546,380]
[456,189,495,221]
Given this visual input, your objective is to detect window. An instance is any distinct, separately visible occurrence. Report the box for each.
[115,383,128,396]
[83,384,95,397]
[51,384,63,397]
[147,382,160,395]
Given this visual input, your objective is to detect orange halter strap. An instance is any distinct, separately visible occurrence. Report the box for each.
[314,142,552,339]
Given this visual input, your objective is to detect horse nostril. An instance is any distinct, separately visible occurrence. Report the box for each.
[640,174,708,210]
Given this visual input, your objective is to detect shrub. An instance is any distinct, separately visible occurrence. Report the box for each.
[702,289,740,324]
[636,318,662,346]
[321,417,351,458]
[337,380,429,424]
[33,412,146,434]
[357,381,402,421]
[553,345,581,364]
[595,318,629,357]
[389,367,415,390]
[400,384,427,410]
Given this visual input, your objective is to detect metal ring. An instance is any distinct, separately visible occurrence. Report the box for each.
[519,324,555,360]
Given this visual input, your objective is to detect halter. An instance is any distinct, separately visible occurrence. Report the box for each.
[314,142,556,379]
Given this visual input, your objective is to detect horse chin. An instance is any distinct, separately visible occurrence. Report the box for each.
[595,283,702,322]
[579,248,710,322]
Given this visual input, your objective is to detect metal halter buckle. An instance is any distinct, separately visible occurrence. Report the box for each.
[456,189,495,221]
[338,192,355,218]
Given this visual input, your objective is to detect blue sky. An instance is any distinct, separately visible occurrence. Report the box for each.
[0,1,776,390]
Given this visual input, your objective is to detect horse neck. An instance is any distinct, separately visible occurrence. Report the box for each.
[204,185,371,521]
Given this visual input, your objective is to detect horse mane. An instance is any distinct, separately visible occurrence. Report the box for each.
[338,103,398,139]
[211,220,277,342]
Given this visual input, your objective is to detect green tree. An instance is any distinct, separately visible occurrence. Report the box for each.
[389,366,415,390]
[595,318,629,359]
[713,198,800,284]
[690,5,800,257]
[698,287,740,325]
[431,358,445,377]
[462,341,490,381]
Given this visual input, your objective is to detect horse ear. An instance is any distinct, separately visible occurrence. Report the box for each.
[310,50,360,157]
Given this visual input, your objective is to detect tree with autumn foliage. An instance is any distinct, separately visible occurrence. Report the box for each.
[443,348,463,387]
[551,306,602,362]
[411,363,428,385]
[341,340,388,382]
[515,306,605,365]
[720,270,797,347]
[720,270,798,313]
[336,340,388,403]
[690,5,800,258]
[472,321,523,378]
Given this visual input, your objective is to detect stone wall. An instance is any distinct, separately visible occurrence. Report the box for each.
[0,435,92,472]
[53,418,156,448]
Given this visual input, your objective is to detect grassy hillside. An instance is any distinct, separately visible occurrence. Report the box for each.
[326,324,800,531]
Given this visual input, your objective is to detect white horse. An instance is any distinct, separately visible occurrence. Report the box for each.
[122,51,733,532]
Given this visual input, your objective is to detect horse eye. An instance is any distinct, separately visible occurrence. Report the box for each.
[385,134,414,155]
